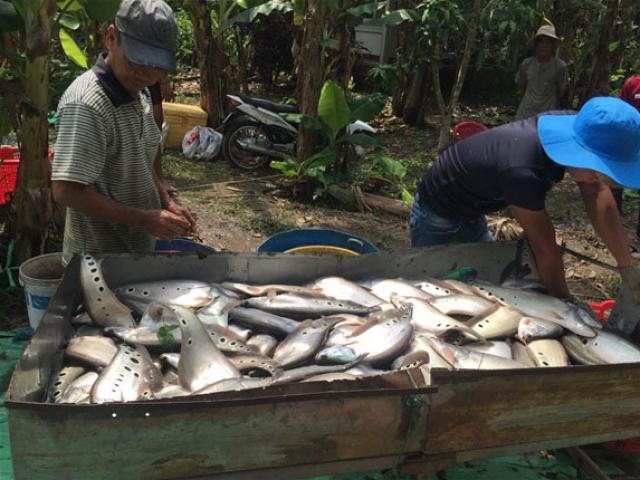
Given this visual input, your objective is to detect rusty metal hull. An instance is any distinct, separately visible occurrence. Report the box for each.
[8,241,640,479]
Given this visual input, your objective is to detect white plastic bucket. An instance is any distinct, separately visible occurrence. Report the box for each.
[18,252,65,330]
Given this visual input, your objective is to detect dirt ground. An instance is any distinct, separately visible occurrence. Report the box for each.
[164,101,636,304]
[1,88,637,330]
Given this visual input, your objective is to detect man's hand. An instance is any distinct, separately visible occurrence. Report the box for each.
[619,262,640,303]
[141,209,192,240]
[166,199,196,234]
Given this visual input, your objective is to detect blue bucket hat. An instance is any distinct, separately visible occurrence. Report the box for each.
[538,97,640,188]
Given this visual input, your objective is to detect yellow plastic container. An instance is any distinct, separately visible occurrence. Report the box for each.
[162,102,208,149]
[284,245,360,256]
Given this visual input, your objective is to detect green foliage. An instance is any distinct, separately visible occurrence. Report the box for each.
[174,8,195,67]
[349,92,387,122]
[272,80,400,206]
[218,0,294,32]
[367,64,397,95]
[318,80,351,136]
[59,28,88,69]
[85,0,120,22]
[0,1,22,33]
[157,325,179,350]
[0,96,11,139]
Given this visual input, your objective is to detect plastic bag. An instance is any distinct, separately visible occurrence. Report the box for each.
[182,126,223,161]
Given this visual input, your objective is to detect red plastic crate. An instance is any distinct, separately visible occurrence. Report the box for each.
[0,146,19,205]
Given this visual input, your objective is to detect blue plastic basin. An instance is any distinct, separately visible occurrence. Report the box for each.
[257,228,378,254]
[155,238,216,254]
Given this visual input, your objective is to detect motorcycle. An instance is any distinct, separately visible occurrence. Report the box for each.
[219,94,376,170]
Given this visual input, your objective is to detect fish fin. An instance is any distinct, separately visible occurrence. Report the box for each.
[345,317,380,338]
[266,288,278,298]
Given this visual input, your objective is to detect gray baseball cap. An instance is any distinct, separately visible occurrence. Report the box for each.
[115,0,178,73]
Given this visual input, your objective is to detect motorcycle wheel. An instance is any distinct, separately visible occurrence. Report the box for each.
[222,120,275,171]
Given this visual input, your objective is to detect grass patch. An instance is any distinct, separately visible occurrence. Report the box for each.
[161,150,233,188]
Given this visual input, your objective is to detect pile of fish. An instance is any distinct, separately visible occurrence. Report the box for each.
[48,254,640,404]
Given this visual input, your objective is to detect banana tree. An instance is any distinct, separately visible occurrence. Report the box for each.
[3,0,119,262]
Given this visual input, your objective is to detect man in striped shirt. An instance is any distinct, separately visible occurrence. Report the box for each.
[52,0,195,258]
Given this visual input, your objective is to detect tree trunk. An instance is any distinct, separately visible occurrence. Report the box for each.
[12,0,56,263]
[184,0,229,127]
[234,26,249,94]
[402,65,427,127]
[578,0,620,106]
[296,0,327,163]
[391,0,418,117]
[329,0,354,90]
[435,0,483,151]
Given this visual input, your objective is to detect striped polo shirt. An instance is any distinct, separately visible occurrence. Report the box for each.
[52,54,161,255]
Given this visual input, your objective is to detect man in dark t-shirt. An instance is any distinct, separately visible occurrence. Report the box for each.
[410,96,640,300]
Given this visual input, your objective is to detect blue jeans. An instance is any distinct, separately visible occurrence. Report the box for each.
[409,192,493,247]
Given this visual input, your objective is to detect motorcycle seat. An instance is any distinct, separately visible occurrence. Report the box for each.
[238,94,299,114]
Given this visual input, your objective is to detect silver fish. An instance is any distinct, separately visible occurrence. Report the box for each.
[245,294,375,318]
[410,334,454,370]
[344,307,414,364]
[80,255,136,328]
[570,330,640,364]
[315,345,359,365]
[195,360,362,395]
[92,344,163,403]
[196,286,243,327]
[391,351,430,370]
[228,355,282,377]
[65,336,118,368]
[466,341,513,360]
[412,278,454,297]
[302,373,358,382]
[561,335,606,366]
[575,305,604,330]
[370,279,432,302]
[501,278,546,291]
[469,305,523,339]
[273,317,338,368]
[526,339,570,367]
[174,306,241,392]
[427,338,527,370]
[222,282,318,297]
[74,326,104,337]
[517,316,564,343]
[59,372,98,404]
[155,384,192,399]
[160,353,180,369]
[325,317,365,347]
[71,311,94,325]
[105,301,181,347]
[229,307,299,335]
[247,334,279,357]
[439,280,479,295]
[392,297,485,341]
[48,366,85,403]
[511,341,537,368]
[345,364,389,377]
[429,294,496,317]
[163,368,180,385]
[312,277,385,307]
[115,280,214,311]
[470,281,596,337]
[226,323,253,341]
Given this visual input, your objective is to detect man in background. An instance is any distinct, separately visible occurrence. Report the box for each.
[515,22,568,119]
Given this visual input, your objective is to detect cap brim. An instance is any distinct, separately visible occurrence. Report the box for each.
[120,31,176,73]
[538,114,640,189]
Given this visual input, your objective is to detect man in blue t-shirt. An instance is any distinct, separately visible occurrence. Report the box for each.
[410,97,640,301]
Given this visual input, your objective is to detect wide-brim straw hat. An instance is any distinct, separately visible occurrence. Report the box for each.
[534,24,562,41]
